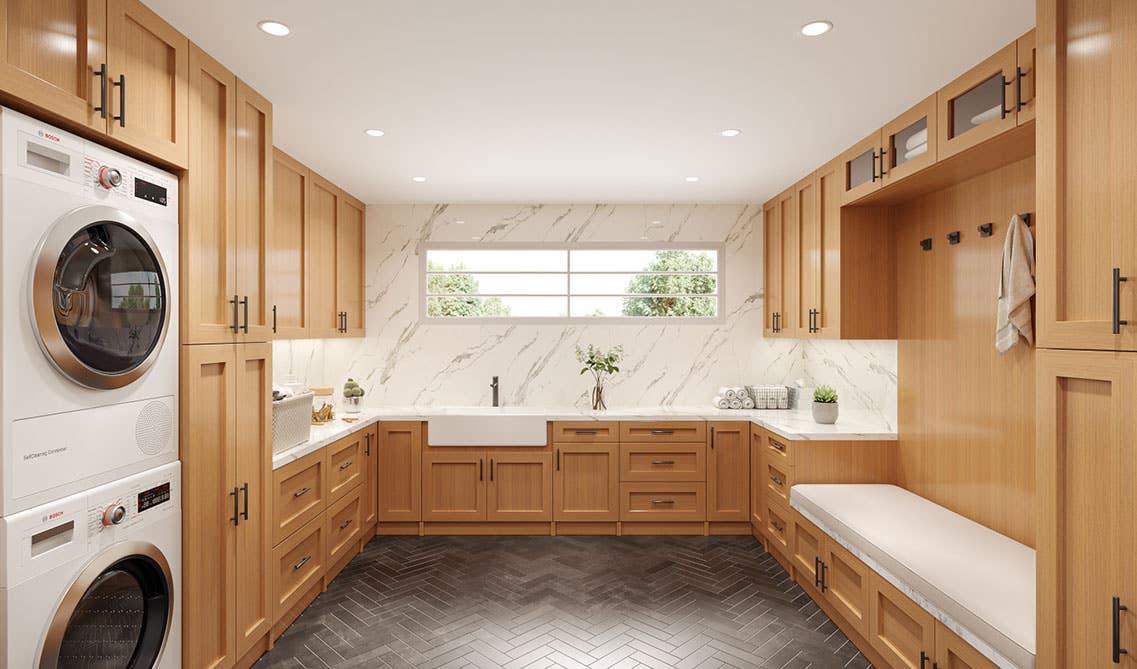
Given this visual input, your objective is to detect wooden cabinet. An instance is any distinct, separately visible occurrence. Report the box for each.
[486,452,552,521]
[377,422,422,522]
[271,449,326,546]
[337,194,366,336]
[763,187,799,337]
[868,571,936,669]
[934,621,999,669]
[823,539,871,636]
[791,175,815,334]
[181,343,272,668]
[938,40,1033,160]
[0,0,188,166]
[327,431,363,503]
[790,513,825,596]
[270,514,325,626]
[270,149,311,338]
[183,45,273,345]
[326,485,363,573]
[1037,350,1137,668]
[706,421,748,521]
[839,131,882,204]
[421,451,486,521]
[881,94,937,186]
[620,443,705,482]
[1037,0,1137,351]
[304,170,366,338]
[749,426,764,529]
[1015,29,1036,125]
[553,442,619,522]
[552,421,618,442]
[361,425,378,530]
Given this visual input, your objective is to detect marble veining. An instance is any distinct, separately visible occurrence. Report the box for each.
[273,204,898,428]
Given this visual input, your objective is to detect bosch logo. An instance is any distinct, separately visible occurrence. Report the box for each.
[37,130,61,142]
[42,510,64,522]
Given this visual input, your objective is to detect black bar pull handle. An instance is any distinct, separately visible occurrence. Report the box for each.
[1115,596,1129,663]
[240,482,249,520]
[1015,66,1024,112]
[879,148,887,177]
[272,304,277,333]
[814,557,821,588]
[556,449,560,471]
[1114,268,1129,335]
[871,149,879,183]
[241,296,249,333]
[650,429,674,435]
[230,295,239,334]
[490,458,494,482]
[93,63,108,118]
[230,486,240,526]
[479,458,483,481]
[364,433,371,456]
[919,651,929,669]
[112,73,125,127]
[710,426,715,450]
[651,460,675,465]
[820,561,828,593]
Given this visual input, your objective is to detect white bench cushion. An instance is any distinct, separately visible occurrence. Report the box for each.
[790,484,1035,669]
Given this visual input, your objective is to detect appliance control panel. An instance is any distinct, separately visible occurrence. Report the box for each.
[82,155,171,207]
[84,475,177,538]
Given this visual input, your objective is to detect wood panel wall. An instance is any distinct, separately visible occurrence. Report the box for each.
[892,157,1036,547]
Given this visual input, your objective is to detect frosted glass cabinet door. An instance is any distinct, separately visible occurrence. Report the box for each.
[881,94,937,185]
[839,130,883,205]
[938,42,1018,159]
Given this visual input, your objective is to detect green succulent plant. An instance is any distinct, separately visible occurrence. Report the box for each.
[813,385,838,404]
[342,378,365,399]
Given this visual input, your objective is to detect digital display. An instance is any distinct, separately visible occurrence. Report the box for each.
[134,177,167,206]
[138,482,170,512]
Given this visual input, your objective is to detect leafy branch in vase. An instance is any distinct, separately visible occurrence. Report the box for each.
[576,344,624,411]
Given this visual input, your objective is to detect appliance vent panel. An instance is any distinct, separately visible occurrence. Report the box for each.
[135,401,173,455]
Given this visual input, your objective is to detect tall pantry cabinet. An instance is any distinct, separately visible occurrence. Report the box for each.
[181,43,276,669]
[1036,1,1137,667]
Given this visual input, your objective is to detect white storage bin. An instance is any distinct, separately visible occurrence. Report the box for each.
[272,391,313,454]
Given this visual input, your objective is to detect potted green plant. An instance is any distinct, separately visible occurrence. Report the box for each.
[342,378,365,413]
[812,385,839,424]
[575,344,623,411]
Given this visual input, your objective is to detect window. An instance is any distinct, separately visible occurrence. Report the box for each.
[422,244,722,321]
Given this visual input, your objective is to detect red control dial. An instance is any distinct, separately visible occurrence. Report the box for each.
[102,504,127,526]
[98,165,122,189]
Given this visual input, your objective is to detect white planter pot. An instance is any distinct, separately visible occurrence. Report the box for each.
[343,396,362,414]
[812,401,838,424]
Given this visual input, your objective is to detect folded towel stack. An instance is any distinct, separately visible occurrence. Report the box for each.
[713,386,755,410]
[745,384,791,409]
[971,104,1001,127]
[903,128,928,162]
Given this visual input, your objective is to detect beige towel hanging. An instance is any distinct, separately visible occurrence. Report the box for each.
[995,214,1035,354]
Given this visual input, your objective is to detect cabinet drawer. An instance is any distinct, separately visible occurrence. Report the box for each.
[620,443,706,482]
[620,421,706,443]
[326,486,363,567]
[552,422,618,442]
[272,449,326,546]
[327,433,364,502]
[765,460,790,506]
[272,514,325,624]
[620,483,705,521]
[765,501,791,555]
[764,433,793,467]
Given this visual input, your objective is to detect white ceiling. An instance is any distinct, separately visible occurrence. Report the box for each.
[143,0,1035,204]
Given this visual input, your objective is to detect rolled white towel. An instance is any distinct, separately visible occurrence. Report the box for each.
[904,128,928,151]
[971,104,1001,126]
[713,396,730,409]
[741,396,755,409]
[729,398,743,410]
[718,386,736,400]
[903,143,927,162]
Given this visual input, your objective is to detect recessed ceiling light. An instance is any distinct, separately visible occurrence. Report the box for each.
[257,20,291,37]
[720,129,742,137]
[685,176,700,183]
[471,236,482,240]
[801,20,833,37]
[640,235,650,240]
[649,220,663,227]
[454,220,465,225]
[364,129,384,137]
[412,176,427,183]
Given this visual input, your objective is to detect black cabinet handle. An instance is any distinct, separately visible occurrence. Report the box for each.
[650,460,675,465]
[93,63,108,118]
[770,475,784,487]
[112,73,125,127]
[770,439,786,452]
[339,518,353,530]
[230,486,239,526]
[272,305,277,333]
[1015,66,1024,112]
[364,433,371,456]
[879,148,887,178]
[773,312,780,333]
[230,295,239,334]
[871,149,879,182]
[574,430,598,435]
[339,460,353,471]
[1114,268,1129,334]
[293,555,311,571]
[710,426,715,449]
[770,520,784,533]
[240,482,249,521]
[820,561,828,593]
[479,458,483,481]
[1115,596,1129,663]
[814,557,821,588]
[919,651,928,669]
[293,487,311,498]
[556,449,560,471]
[490,458,494,481]
[240,296,249,333]
[650,429,674,435]
[650,499,675,505]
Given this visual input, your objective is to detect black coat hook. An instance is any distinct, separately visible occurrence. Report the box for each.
[978,223,994,237]
[947,231,961,245]
[1019,212,1031,227]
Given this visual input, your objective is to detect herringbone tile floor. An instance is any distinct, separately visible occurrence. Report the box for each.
[255,535,873,669]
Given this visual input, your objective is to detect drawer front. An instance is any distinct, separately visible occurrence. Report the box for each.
[765,501,791,554]
[327,486,363,566]
[620,421,706,443]
[765,460,791,505]
[272,514,325,623]
[328,434,364,502]
[552,421,618,442]
[764,433,793,466]
[620,443,706,482]
[620,483,705,521]
[272,450,326,546]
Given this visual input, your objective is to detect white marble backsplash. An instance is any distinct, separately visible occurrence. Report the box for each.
[273,204,898,429]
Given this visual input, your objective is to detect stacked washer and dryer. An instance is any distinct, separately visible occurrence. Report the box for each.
[0,108,181,668]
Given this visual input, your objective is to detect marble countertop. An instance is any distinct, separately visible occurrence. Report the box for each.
[271,405,896,470]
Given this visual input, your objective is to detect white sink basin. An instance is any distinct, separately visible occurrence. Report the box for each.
[427,408,548,446]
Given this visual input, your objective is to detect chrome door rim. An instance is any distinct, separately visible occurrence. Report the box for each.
[29,205,171,390]
[39,540,174,669]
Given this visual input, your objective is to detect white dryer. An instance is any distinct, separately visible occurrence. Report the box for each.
[0,107,179,515]
[0,461,181,668]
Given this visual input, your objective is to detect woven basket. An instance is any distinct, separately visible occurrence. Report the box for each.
[272,391,313,453]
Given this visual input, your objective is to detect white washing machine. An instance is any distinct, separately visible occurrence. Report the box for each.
[0,461,180,668]
[0,107,179,516]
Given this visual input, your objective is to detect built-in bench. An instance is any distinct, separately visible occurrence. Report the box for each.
[790,484,1035,669]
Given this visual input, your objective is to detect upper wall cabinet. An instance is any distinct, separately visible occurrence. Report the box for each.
[1037,1,1137,352]
[337,195,366,336]
[183,44,273,344]
[0,0,188,167]
[271,149,311,339]
[880,94,937,186]
[763,187,798,337]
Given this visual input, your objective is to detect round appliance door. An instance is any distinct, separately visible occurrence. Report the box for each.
[41,542,174,669]
[30,205,170,390]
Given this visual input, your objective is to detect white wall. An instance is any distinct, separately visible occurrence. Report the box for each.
[273,204,897,427]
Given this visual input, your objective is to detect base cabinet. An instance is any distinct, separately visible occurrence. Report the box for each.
[706,422,749,521]
[868,572,936,669]
[553,442,619,522]
[377,422,422,523]
[422,449,552,522]
[487,452,553,521]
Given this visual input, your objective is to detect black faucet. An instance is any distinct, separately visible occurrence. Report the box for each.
[490,376,499,407]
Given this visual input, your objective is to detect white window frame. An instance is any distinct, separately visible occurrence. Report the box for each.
[419,241,726,325]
